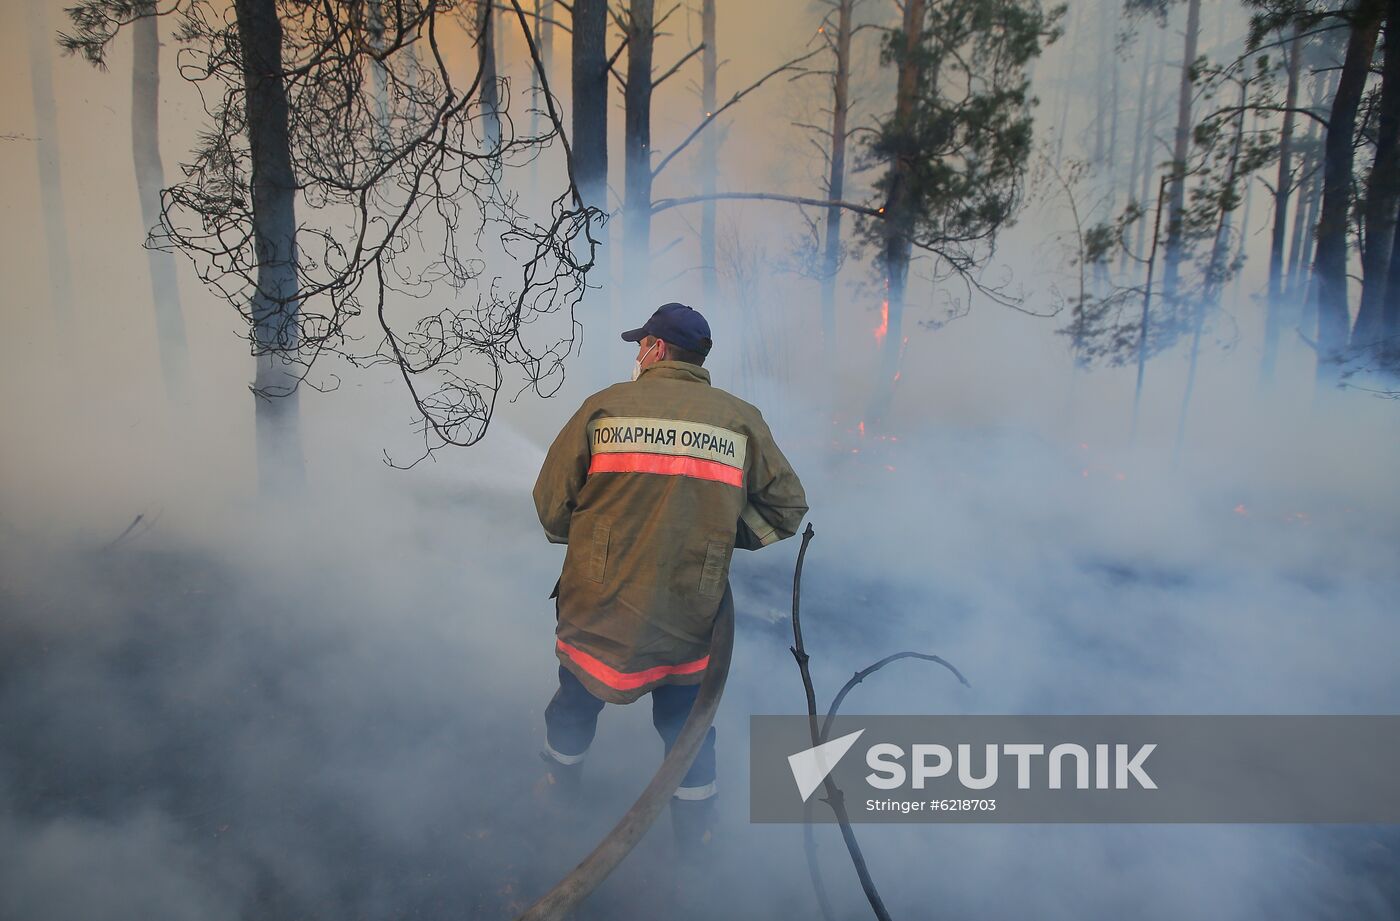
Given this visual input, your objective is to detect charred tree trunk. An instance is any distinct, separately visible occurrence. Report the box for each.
[869,0,926,421]
[571,0,609,229]
[234,0,306,488]
[540,1,553,91]
[1162,0,1202,306]
[1315,0,1382,389]
[571,0,611,373]
[820,0,854,366]
[1352,0,1400,360]
[623,0,656,305]
[27,0,75,328]
[700,0,718,309]
[1261,21,1303,386]
[132,9,188,400]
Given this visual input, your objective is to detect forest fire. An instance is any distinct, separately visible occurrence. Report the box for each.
[874,299,889,345]
[8,0,1400,917]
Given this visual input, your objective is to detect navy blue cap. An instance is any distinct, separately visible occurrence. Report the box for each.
[620,302,712,356]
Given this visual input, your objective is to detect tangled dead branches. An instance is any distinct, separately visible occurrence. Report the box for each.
[63,0,602,456]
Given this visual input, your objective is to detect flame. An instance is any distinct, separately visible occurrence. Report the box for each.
[1233,504,1248,516]
[874,299,889,345]
[857,421,865,438]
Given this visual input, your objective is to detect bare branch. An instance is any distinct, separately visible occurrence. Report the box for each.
[652,42,704,88]
[651,46,823,179]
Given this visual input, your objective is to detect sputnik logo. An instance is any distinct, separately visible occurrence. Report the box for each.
[787,729,866,802]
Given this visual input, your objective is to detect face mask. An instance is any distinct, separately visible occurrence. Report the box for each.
[631,341,659,381]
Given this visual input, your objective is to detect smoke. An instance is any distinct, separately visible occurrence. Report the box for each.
[3,366,1398,920]
[3,1,1400,919]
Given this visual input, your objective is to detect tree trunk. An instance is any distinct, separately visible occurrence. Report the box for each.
[1296,164,1324,334]
[1176,83,1246,463]
[27,0,75,328]
[367,0,389,148]
[132,10,188,400]
[1094,0,1107,168]
[571,0,611,377]
[1261,21,1303,386]
[623,0,656,306]
[571,0,609,223]
[1352,0,1400,358]
[1382,194,1400,359]
[1289,104,1323,299]
[1134,33,1168,265]
[1228,108,1258,306]
[478,0,501,155]
[234,0,306,489]
[1162,0,1202,305]
[540,1,553,89]
[700,0,718,310]
[1108,16,1121,196]
[1314,0,1382,389]
[530,0,555,194]
[1126,23,1155,218]
[820,0,854,367]
[1132,175,1170,442]
[869,0,926,421]
[1053,2,1081,170]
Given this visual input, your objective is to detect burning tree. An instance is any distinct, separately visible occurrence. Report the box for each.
[863,0,1063,419]
[60,0,600,484]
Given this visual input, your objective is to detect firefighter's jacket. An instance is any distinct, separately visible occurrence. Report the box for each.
[533,360,809,704]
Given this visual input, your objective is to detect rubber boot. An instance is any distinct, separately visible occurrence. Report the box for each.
[532,750,583,819]
[670,794,718,860]
[671,795,719,916]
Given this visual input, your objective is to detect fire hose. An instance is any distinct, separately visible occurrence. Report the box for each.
[515,581,736,921]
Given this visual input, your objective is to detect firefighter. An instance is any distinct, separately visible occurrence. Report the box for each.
[532,302,808,855]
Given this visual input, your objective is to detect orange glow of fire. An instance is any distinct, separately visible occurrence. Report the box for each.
[1233,504,1248,516]
[874,299,889,345]
[858,421,866,438]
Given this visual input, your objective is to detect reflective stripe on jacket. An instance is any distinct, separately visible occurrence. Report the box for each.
[533,361,809,704]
